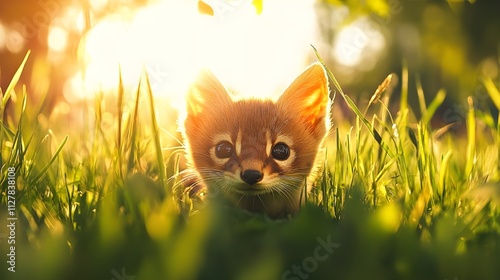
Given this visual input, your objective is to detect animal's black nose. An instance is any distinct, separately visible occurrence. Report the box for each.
[240,169,263,185]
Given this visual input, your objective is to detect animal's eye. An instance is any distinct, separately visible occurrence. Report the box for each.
[215,141,234,158]
[271,142,290,161]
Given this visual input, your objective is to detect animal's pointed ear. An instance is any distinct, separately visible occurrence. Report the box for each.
[277,63,330,134]
[186,69,232,117]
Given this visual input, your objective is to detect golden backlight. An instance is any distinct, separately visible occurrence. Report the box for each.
[70,0,318,110]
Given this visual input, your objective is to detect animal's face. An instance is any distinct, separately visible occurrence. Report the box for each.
[182,63,330,216]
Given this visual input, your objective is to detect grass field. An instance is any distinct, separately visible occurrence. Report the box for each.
[1,51,500,280]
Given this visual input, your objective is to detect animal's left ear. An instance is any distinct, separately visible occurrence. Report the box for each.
[186,69,232,118]
[277,62,330,135]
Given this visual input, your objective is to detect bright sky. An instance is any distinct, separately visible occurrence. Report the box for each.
[67,0,319,108]
[24,0,387,108]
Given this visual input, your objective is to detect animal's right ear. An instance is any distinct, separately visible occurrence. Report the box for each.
[186,69,232,117]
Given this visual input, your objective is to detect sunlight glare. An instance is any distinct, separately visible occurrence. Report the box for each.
[89,0,110,12]
[58,7,87,33]
[64,74,85,100]
[75,0,318,109]
[79,19,135,92]
[48,26,68,52]
[197,0,317,99]
[333,17,385,69]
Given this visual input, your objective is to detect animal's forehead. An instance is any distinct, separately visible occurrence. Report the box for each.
[234,100,277,116]
[235,123,274,140]
[232,101,282,130]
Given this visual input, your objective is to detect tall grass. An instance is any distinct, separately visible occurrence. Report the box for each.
[1,52,499,280]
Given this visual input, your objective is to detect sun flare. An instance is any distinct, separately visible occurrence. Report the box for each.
[71,0,318,110]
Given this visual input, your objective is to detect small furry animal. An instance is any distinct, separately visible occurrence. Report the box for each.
[181,63,331,218]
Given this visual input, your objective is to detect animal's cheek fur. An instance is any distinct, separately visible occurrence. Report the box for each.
[292,145,317,172]
[184,126,212,167]
[222,158,239,173]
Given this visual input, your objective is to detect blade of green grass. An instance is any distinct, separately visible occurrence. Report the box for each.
[400,60,408,113]
[482,77,500,110]
[439,150,453,201]
[142,69,168,193]
[465,97,476,179]
[416,73,427,117]
[1,50,30,108]
[7,92,30,172]
[311,45,394,158]
[374,156,398,183]
[422,89,446,124]
[117,66,124,180]
[128,81,141,173]
[1,51,30,169]
[497,110,500,171]
[29,135,68,186]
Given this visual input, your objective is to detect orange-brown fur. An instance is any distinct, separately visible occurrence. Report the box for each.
[180,63,330,218]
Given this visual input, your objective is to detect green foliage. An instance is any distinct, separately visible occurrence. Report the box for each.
[1,53,500,280]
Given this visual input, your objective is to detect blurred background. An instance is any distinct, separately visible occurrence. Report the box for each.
[0,0,499,128]
[1,2,500,279]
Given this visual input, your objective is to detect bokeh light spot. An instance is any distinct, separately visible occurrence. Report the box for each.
[48,26,68,52]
